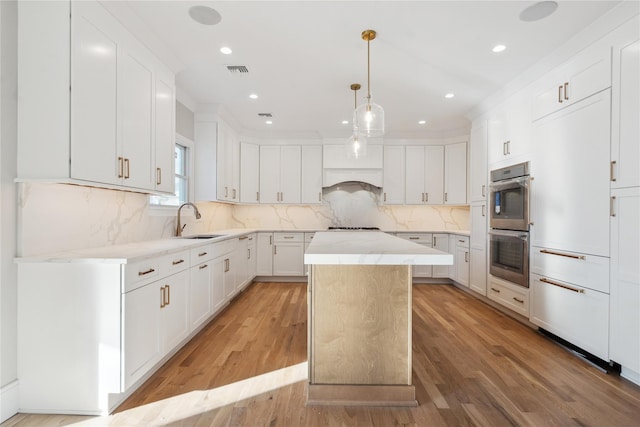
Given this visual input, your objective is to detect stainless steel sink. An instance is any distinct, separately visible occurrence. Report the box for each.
[181,234,224,239]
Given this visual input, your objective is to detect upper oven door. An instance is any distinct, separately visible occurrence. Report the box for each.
[489,176,530,231]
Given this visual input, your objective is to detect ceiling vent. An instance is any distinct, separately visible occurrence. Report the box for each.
[225,65,249,74]
[258,113,273,118]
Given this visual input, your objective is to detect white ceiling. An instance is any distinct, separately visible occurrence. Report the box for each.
[102,1,621,139]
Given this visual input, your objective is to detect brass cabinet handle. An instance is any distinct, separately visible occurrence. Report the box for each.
[432,236,436,246]
[539,249,585,260]
[274,245,277,255]
[256,191,260,202]
[319,192,322,202]
[199,264,208,270]
[283,236,294,239]
[558,85,563,103]
[464,251,469,263]
[610,161,617,182]
[503,141,508,156]
[513,297,524,304]
[224,258,230,272]
[564,82,569,100]
[482,204,486,217]
[247,248,251,259]
[118,157,124,178]
[160,286,166,308]
[384,192,387,202]
[225,187,228,198]
[172,259,185,265]
[491,287,501,293]
[540,277,584,294]
[269,235,273,245]
[239,235,249,240]
[481,184,486,197]
[425,193,429,203]
[156,167,161,185]
[166,285,170,305]
[409,237,420,240]
[280,191,283,201]
[124,158,130,179]
[138,268,155,276]
[444,192,448,202]
[232,188,236,199]
[198,252,207,257]
[611,196,616,217]
[421,193,425,202]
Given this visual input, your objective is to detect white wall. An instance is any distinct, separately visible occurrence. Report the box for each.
[0,1,19,422]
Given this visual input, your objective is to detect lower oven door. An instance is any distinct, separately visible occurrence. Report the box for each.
[489,229,529,288]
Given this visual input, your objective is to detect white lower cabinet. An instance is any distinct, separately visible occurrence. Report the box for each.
[304,232,315,275]
[190,257,214,330]
[610,187,640,382]
[273,232,304,276]
[257,232,274,276]
[432,234,450,278]
[453,235,470,287]
[396,233,433,278]
[530,273,609,361]
[469,203,487,295]
[488,275,529,318]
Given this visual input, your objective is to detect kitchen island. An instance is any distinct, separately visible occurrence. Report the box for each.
[304,231,453,406]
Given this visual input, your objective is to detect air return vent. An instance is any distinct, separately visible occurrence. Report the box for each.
[258,113,273,118]
[226,65,249,74]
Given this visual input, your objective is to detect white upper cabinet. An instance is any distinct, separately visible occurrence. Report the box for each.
[469,123,487,202]
[259,146,301,204]
[611,38,640,189]
[532,43,611,121]
[194,118,217,201]
[217,121,240,202]
[405,145,444,205]
[444,142,467,205]
[17,0,175,194]
[487,91,532,166]
[383,146,405,204]
[301,145,323,204]
[240,142,260,203]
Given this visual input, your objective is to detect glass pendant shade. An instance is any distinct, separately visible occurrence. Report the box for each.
[346,130,368,159]
[354,100,384,138]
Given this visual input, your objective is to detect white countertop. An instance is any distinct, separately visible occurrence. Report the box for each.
[304,231,454,266]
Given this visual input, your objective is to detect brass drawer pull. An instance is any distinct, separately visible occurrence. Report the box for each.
[491,287,501,293]
[172,259,185,265]
[138,268,155,276]
[540,249,585,260]
[239,236,249,240]
[513,297,524,304]
[199,264,208,270]
[540,277,584,294]
[198,252,207,257]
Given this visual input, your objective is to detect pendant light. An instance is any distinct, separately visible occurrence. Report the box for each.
[354,29,384,137]
[347,83,367,159]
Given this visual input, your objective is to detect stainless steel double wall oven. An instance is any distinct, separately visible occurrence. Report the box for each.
[488,162,531,288]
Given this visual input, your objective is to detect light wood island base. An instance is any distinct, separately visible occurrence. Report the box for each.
[307,264,415,406]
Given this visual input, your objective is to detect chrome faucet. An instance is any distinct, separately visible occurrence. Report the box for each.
[176,203,202,237]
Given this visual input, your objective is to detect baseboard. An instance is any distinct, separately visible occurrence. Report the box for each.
[1,380,19,423]
[621,366,640,386]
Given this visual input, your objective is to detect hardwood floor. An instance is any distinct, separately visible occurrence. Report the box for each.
[4,282,640,426]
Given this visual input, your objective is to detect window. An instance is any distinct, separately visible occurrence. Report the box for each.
[149,135,193,207]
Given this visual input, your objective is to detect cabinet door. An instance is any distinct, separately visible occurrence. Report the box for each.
[123,282,161,390]
[280,146,301,204]
[531,90,611,257]
[469,123,487,202]
[194,119,217,201]
[273,243,304,276]
[259,146,281,204]
[154,71,175,193]
[211,256,226,312]
[70,2,119,185]
[610,188,640,374]
[425,146,444,204]
[444,142,467,205]
[611,39,640,189]
[470,203,487,295]
[301,145,323,204]
[190,261,213,330]
[257,232,274,275]
[223,255,236,299]
[383,146,405,204]
[240,142,260,203]
[432,234,450,278]
[447,235,457,279]
[248,235,258,279]
[217,121,238,201]
[235,238,250,291]
[455,246,470,287]
[405,146,426,204]
[119,47,154,190]
[160,270,190,355]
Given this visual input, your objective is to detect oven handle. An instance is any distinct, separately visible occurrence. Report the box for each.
[489,175,529,192]
[489,230,529,240]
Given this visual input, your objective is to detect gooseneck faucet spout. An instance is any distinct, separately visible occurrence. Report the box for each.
[176,203,202,237]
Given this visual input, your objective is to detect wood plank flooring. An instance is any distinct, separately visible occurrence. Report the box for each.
[4,282,640,426]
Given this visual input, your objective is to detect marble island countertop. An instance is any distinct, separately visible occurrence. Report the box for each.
[304,231,454,266]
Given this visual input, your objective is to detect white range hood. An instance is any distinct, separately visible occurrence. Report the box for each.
[322,144,383,188]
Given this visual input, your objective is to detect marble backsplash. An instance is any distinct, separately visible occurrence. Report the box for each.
[18,182,469,257]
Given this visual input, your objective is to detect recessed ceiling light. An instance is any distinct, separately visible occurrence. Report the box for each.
[188,5,222,26]
[265,120,273,125]
[418,120,426,125]
[492,44,507,53]
[249,94,258,99]
[342,120,349,125]
[445,93,455,99]
[519,1,558,22]
[220,47,232,55]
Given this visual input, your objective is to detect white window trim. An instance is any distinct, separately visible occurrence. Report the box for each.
[148,133,196,217]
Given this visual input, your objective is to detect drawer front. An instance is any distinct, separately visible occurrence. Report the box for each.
[159,250,190,277]
[488,276,529,317]
[274,232,303,243]
[396,233,433,245]
[530,273,609,360]
[190,243,215,263]
[455,235,470,248]
[124,258,160,292]
[531,246,609,293]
